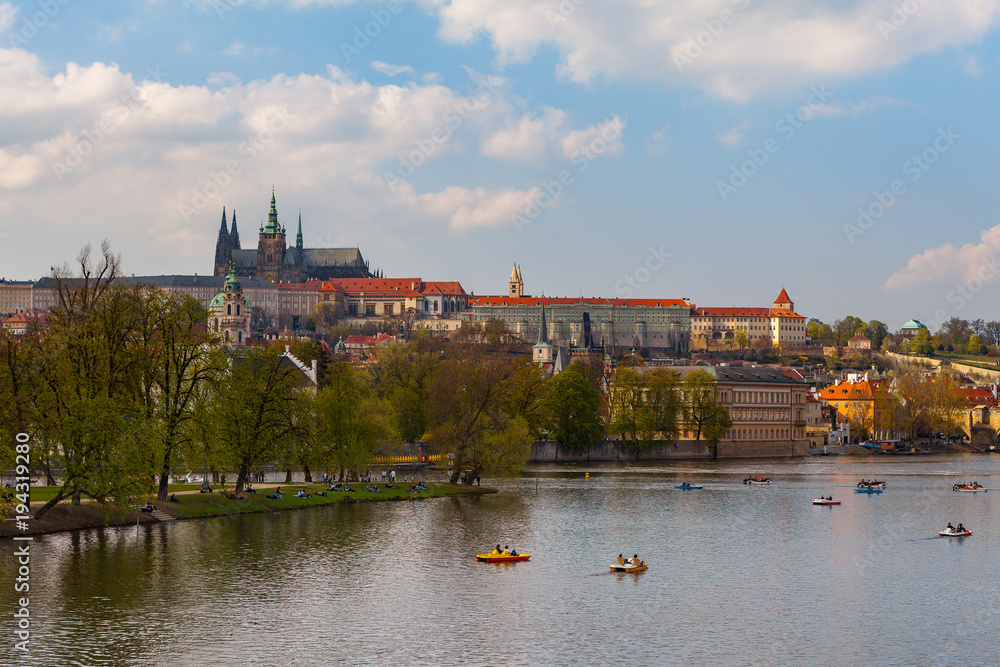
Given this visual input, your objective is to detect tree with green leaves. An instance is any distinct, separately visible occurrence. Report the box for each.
[426,326,535,484]
[866,320,888,350]
[541,366,603,452]
[910,328,934,355]
[367,340,441,441]
[607,367,654,449]
[31,242,158,519]
[315,359,398,479]
[207,347,302,492]
[682,370,732,448]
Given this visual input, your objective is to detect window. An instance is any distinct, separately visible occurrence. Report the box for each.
[348,304,358,316]
[365,303,376,316]
[384,303,394,315]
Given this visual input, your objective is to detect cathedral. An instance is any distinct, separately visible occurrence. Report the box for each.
[213,189,374,283]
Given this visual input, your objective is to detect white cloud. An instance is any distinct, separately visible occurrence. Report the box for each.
[223,42,245,56]
[0,2,16,34]
[0,48,545,274]
[884,225,1000,291]
[964,54,984,76]
[560,115,626,159]
[371,61,415,77]
[419,0,1000,101]
[809,96,908,118]
[480,107,565,163]
[411,184,544,231]
[715,126,744,147]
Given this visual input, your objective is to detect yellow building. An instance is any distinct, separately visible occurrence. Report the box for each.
[690,289,807,351]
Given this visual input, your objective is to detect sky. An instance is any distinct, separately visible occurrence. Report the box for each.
[1,0,1000,330]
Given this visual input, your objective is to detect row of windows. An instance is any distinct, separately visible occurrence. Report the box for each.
[730,428,802,440]
[732,409,790,422]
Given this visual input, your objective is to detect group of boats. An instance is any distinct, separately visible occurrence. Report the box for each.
[952,482,987,493]
[476,549,649,573]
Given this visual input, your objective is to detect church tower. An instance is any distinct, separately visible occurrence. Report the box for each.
[209,265,251,347]
[533,299,554,365]
[772,288,794,312]
[509,263,523,298]
[257,188,287,282]
[214,208,232,276]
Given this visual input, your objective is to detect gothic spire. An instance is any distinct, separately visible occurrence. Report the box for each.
[219,207,229,236]
[296,210,303,250]
[537,297,547,344]
[230,210,240,249]
[264,187,280,233]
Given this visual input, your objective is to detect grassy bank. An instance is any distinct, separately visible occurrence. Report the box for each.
[2,482,495,538]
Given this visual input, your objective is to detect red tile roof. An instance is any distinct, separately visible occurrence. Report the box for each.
[692,307,804,319]
[470,296,690,307]
[962,387,998,406]
[774,288,792,304]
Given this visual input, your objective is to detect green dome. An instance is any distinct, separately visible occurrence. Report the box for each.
[209,293,250,309]
[901,319,927,330]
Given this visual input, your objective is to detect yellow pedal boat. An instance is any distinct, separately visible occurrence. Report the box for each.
[610,558,647,573]
[477,553,530,563]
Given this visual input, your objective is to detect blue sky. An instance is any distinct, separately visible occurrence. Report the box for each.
[1,0,1000,330]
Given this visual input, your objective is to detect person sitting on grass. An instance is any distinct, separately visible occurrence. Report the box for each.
[329,483,342,491]
[141,501,156,513]
[200,481,212,494]
[268,488,284,499]
[385,483,397,489]
[316,490,327,497]
[415,481,427,490]
[408,485,419,492]
[370,485,380,493]
[245,483,256,493]
[169,494,179,503]
[295,489,309,498]
[344,485,356,492]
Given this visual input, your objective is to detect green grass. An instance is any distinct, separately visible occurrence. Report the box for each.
[24,482,236,504]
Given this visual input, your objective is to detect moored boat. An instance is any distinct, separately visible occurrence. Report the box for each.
[812,498,840,506]
[743,477,771,485]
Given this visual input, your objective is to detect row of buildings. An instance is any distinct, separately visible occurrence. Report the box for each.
[3,189,811,352]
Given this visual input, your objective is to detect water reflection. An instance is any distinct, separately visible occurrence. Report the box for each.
[1,455,998,666]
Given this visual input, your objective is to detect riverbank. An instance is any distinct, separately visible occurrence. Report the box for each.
[1,482,496,538]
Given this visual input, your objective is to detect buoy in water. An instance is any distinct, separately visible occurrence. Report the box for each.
[585,473,590,479]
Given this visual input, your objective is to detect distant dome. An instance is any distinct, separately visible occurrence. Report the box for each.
[901,319,927,330]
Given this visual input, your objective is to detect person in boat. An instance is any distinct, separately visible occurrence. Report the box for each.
[617,554,625,566]
[510,547,518,556]
[493,544,502,556]
[502,545,510,555]
[956,523,965,532]
[826,496,833,501]
[947,523,955,531]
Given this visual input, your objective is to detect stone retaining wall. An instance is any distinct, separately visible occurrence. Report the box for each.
[529,439,809,462]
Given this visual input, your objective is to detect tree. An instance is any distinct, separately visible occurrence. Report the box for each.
[608,367,654,449]
[866,320,888,350]
[734,329,749,351]
[426,327,534,484]
[367,340,441,441]
[208,347,302,492]
[644,368,682,443]
[314,360,398,480]
[31,242,157,519]
[682,370,731,448]
[541,367,604,452]
[910,328,934,355]
[311,302,340,334]
[833,316,866,346]
[132,289,222,501]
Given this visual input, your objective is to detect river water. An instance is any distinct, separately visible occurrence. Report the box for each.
[2,454,998,666]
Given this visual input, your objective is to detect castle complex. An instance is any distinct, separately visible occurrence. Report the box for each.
[213,189,372,283]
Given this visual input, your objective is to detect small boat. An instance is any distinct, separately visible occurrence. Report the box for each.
[477,553,530,563]
[939,528,972,537]
[857,480,886,489]
[812,498,840,506]
[610,559,647,573]
[861,441,881,450]
[952,484,987,493]
[743,477,771,485]
[855,487,883,494]
[674,483,703,490]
